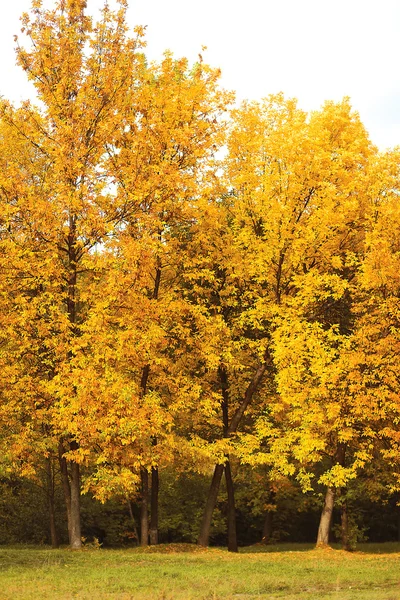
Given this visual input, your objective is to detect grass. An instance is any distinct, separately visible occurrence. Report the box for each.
[1,542,400,599]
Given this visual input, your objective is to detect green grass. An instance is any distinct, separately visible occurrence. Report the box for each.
[1,543,400,599]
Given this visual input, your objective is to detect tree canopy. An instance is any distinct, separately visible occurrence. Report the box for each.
[0,0,399,551]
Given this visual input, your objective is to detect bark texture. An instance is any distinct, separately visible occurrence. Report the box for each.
[150,466,159,545]
[58,442,71,542]
[197,464,225,547]
[225,460,238,552]
[127,499,140,544]
[58,440,82,549]
[316,486,336,547]
[140,469,149,547]
[45,457,58,548]
[69,459,82,549]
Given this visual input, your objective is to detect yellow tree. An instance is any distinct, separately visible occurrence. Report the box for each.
[192,94,323,549]
[71,52,233,545]
[0,0,144,548]
[0,0,233,548]
[193,95,374,548]
[233,97,377,547]
[352,149,400,500]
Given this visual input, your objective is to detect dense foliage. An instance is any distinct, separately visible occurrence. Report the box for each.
[1,0,400,550]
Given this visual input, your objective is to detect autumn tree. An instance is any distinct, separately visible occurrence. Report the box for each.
[0,0,145,548]
[1,0,399,554]
[71,51,233,545]
[234,97,378,547]
[350,149,400,508]
[192,94,338,548]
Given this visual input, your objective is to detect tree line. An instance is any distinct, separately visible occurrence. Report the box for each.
[1,0,400,551]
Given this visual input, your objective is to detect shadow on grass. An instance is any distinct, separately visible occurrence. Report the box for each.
[2,541,400,559]
[240,541,400,554]
[239,543,314,553]
[356,542,400,554]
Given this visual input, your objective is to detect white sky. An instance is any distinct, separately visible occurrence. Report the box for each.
[1,0,399,149]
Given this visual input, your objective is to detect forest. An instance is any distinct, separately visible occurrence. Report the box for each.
[1,0,400,553]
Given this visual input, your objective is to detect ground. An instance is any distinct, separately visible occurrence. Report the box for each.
[1,543,400,599]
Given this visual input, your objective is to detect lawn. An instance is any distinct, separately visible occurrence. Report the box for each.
[1,543,400,599]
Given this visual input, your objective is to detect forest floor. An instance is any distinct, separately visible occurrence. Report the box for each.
[1,542,400,599]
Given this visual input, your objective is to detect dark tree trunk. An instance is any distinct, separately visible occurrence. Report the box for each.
[261,510,273,544]
[198,464,225,547]
[221,367,237,552]
[58,441,71,542]
[227,358,270,435]
[127,499,140,544]
[397,504,400,543]
[198,365,230,548]
[69,459,82,549]
[58,440,81,549]
[49,500,58,549]
[198,354,271,548]
[261,490,275,544]
[224,460,238,552]
[64,221,82,549]
[150,466,159,545]
[45,457,58,548]
[316,486,336,547]
[138,262,162,547]
[341,496,350,550]
[140,469,149,547]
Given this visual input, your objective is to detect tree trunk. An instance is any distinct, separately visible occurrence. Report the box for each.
[150,466,159,545]
[45,457,58,548]
[316,486,335,547]
[140,469,149,547]
[198,355,270,548]
[261,490,275,544]
[397,504,400,543]
[58,440,81,549]
[227,357,270,435]
[48,499,58,549]
[198,463,225,547]
[138,263,161,548]
[69,459,82,549]
[224,460,238,552]
[261,511,273,544]
[127,499,140,544]
[341,496,350,550]
[58,441,71,542]
[65,230,82,550]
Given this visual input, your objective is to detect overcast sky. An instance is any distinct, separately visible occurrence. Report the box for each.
[1,0,399,149]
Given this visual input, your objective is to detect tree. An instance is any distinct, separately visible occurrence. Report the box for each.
[353,149,400,501]
[62,48,233,545]
[228,96,376,547]
[0,0,144,548]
